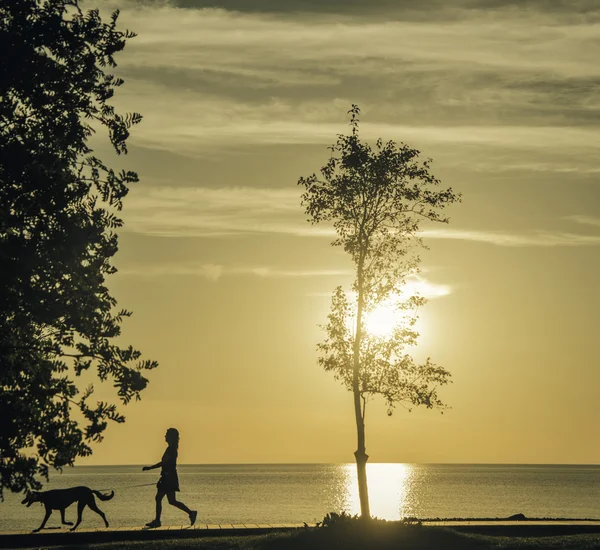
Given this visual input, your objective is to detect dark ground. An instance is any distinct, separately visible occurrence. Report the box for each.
[3,523,600,550]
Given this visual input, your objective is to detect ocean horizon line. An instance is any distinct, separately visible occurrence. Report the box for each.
[74,462,600,468]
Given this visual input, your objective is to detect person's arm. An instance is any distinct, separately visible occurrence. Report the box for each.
[142,461,162,471]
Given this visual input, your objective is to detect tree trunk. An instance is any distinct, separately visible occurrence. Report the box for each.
[353,403,370,519]
[352,264,370,519]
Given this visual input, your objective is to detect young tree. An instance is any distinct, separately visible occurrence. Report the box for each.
[0,0,157,499]
[298,105,460,518]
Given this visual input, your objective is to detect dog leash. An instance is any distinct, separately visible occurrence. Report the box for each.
[95,482,157,492]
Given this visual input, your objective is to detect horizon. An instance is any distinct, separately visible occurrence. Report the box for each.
[65,462,600,468]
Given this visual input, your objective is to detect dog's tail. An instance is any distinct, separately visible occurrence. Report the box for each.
[93,490,115,501]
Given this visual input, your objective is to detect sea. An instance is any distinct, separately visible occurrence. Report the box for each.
[1,464,599,531]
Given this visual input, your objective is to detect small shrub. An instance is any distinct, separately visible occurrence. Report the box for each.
[319,511,414,528]
[320,511,360,528]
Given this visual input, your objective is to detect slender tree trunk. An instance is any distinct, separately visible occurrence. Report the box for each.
[352,267,370,519]
[353,400,370,519]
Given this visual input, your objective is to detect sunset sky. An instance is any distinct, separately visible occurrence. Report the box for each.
[81,0,599,466]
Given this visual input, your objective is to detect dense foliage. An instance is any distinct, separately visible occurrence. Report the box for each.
[0,0,157,499]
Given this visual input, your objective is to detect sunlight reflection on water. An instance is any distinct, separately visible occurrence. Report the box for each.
[1,463,598,530]
[342,463,418,520]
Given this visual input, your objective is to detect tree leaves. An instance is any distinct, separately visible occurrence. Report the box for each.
[0,0,157,499]
[300,105,460,427]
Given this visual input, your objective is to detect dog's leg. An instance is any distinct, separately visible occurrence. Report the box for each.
[88,499,109,528]
[33,508,52,533]
[70,501,85,531]
[60,508,73,526]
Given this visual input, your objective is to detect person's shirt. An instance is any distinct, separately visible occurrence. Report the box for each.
[160,445,178,476]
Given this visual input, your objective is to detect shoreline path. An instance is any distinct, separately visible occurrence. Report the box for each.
[2,520,600,549]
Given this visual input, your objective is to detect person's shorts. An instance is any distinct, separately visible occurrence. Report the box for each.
[157,473,180,492]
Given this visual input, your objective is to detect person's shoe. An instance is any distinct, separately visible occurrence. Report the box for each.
[189,511,197,526]
[145,519,161,528]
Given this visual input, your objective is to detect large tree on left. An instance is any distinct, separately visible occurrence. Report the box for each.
[0,0,158,499]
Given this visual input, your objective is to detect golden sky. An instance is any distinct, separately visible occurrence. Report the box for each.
[80,0,599,466]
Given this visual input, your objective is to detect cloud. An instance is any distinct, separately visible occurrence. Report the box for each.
[117,261,451,307]
[244,267,350,278]
[119,263,225,280]
[118,263,351,279]
[96,1,600,169]
[114,5,599,80]
[86,2,600,250]
[403,277,452,300]
[422,228,600,247]
[107,0,600,20]
[122,186,600,247]
[114,80,600,156]
[308,272,453,300]
[565,214,600,227]
[122,185,334,237]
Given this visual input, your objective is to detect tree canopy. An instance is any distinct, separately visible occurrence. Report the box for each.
[298,105,461,518]
[0,0,157,499]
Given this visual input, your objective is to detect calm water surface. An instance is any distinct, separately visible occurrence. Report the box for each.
[1,464,598,531]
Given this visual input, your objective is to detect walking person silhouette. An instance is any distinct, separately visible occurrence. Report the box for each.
[142,428,197,528]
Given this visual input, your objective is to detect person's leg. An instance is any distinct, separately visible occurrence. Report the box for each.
[146,490,166,527]
[167,491,197,524]
[166,491,192,515]
[155,490,166,521]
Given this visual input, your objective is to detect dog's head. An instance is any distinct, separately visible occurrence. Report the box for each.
[21,491,40,507]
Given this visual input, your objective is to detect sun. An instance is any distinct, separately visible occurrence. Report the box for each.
[363,278,448,338]
[364,300,405,338]
[346,278,448,339]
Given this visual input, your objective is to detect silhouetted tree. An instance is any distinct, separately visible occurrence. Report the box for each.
[298,105,460,518]
[0,0,157,499]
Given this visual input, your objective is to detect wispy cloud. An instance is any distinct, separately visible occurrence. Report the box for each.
[122,185,333,237]
[122,186,600,247]
[114,83,600,157]
[117,262,452,306]
[119,263,225,280]
[98,1,600,170]
[95,1,600,249]
[422,228,600,247]
[403,277,452,300]
[115,5,599,80]
[564,214,600,228]
[118,263,351,280]
[310,275,453,303]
